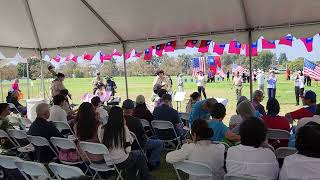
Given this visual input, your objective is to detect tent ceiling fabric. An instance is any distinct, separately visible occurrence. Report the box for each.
[1,0,320,54]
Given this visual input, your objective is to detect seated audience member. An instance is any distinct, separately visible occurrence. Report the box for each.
[0,103,13,131]
[6,90,27,115]
[285,90,317,123]
[226,117,279,179]
[48,95,68,123]
[133,95,153,123]
[262,98,290,149]
[28,103,63,163]
[123,99,163,169]
[153,94,184,138]
[252,90,266,116]
[154,89,168,108]
[296,103,320,133]
[98,106,152,180]
[189,98,218,124]
[208,103,240,142]
[74,102,103,162]
[166,119,225,180]
[185,92,201,114]
[229,115,242,131]
[279,122,320,179]
[94,83,106,98]
[59,89,73,115]
[91,96,108,124]
[231,100,257,134]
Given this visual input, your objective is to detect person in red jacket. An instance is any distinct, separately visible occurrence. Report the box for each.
[262,98,290,149]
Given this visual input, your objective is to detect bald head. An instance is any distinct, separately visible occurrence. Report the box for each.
[36,103,50,120]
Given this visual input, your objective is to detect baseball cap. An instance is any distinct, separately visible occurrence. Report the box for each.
[303,90,316,101]
[122,99,135,109]
[136,95,145,104]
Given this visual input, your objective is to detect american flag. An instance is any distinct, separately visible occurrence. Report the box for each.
[192,57,206,76]
[304,58,320,81]
[232,63,246,75]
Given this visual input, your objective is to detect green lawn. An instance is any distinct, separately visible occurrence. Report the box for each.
[1,75,319,179]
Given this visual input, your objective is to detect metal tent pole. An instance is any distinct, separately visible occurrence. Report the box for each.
[248,30,253,101]
[0,72,3,102]
[39,51,45,99]
[122,43,129,99]
[26,58,30,99]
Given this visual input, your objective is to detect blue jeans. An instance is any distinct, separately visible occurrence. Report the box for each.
[267,88,276,99]
[144,138,163,167]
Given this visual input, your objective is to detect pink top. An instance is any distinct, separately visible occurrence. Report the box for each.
[11,83,19,91]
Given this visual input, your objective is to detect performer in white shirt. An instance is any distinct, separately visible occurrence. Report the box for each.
[233,72,243,100]
[299,71,305,105]
[196,71,207,99]
[177,74,184,92]
[267,70,277,99]
[294,73,301,105]
[256,69,265,93]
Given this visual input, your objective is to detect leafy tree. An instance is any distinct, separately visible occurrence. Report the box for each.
[278,53,288,65]
[288,57,304,71]
[177,54,192,75]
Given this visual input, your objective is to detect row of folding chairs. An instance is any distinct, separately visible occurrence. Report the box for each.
[0,155,85,180]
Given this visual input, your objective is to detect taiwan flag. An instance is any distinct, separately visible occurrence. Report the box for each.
[83,52,94,61]
[213,43,225,55]
[228,40,241,54]
[144,47,153,61]
[164,41,176,52]
[301,37,313,52]
[207,56,217,73]
[65,53,74,61]
[134,50,143,58]
[111,49,122,57]
[214,56,222,68]
[99,52,111,63]
[261,38,276,49]
[52,54,61,62]
[245,41,258,57]
[198,40,211,53]
[279,35,293,46]
[71,56,78,63]
[185,40,198,48]
[125,49,134,60]
[155,44,165,56]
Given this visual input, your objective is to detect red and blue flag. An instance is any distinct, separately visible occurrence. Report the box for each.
[245,41,258,57]
[144,47,153,61]
[134,50,143,58]
[262,38,276,49]
[111,49,122,57]
[185,40,198,48]
[198,40,211,53]
[83,52,94,61]
[279,35,293,46]
[228,40,241,54]
[164,41,176,52]
[155,44,165,57]
[213,43,225,55]
[52,54,61,62]
[301,37,313,52]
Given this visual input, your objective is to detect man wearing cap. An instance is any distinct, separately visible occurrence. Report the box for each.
[285,90,317,123]
[122,99,163,169]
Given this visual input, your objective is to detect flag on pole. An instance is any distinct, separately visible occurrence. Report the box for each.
[185,40,198,48]
[303,58,320,80]
[301,37,313,52]
[111,49,122,57]
[155,44,165,57]
[261,38,276,49]
[245,41,258,57]
[213,43,225,55]
[214,56,222,68]
[164,41,176,52]
[192,57,206,76]
[83,52,94,61]
[232,63,246,74]
[52,54,61,62]
[198,40,211,53]
[144,47,153,61]
[279,35,293,46]
[228,40,241,54]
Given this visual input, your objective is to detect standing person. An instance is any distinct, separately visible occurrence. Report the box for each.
[196,71,207,99]
[106,77,117,96]
[294,73,301,105]
[177,74,184,92]
[98,106,152,180]
[256,70,265,93]
[92,72,103,94]
[153,70,170,93]
[267,70,277,99]
[226,71,230,81]
[233,72,243,101]
[51,73,67,97]
[306,75,312,86]
[299,71,305,104]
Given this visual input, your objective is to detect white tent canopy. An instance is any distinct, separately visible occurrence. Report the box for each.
[1,0,320,57]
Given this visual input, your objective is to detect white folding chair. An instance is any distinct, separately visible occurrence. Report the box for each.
[27,135,58,161]
[52,121,75,138]
[267,129,290,140]
[275,147,297,159]
[0,129,18,149]
[179,113,191,133]
[48,162,85,179]
[15,160,51,180]
[151,120,182,150]
[129,131,148,162]
[7,129,34,159]
[224,174,271,180]
[0,155,20,170]
[79,141,123,180]
[172,160,213,180]
[140,119,154,135]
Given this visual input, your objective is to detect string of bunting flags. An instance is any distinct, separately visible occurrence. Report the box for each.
[0,33,318,64]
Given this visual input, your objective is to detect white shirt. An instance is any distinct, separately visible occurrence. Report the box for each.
[48,105,68,123]
[96,106,109,124]
[267,76,277,89]
[197,76,206,87]
[296,115,320,134]
[279,154,320,180]
[299,75,305,88]
[233,76,243,86]
[98,125,133,164]
[226,145,279,179]
[294,78,300,87]
[256,73,265,85]
[166,140,225,180]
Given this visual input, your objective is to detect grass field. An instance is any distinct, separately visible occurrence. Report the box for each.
[0,74,319,179]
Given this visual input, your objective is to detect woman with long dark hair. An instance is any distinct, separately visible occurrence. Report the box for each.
[98,106,152,180]
[73,102,102,162]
